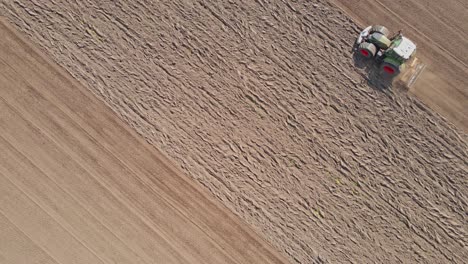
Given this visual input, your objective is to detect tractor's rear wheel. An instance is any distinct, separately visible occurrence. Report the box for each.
[371,25,390,37]
[380,62,400,76]
[358,42,377,58]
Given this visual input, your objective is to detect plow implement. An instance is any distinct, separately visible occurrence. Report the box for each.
[396,57,426,89]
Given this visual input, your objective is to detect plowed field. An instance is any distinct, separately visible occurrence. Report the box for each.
[1,0,467,263]
[0,19,286,264]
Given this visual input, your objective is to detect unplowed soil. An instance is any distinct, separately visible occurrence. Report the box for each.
[0,19,286,264]
[1,0,467,263]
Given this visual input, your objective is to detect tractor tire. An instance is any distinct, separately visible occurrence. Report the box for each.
[358,42,377,58]
[371,25,390,37]
[380,61,400,77]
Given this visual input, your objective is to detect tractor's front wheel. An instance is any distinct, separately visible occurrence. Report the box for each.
[358,42,377,58]
[371,25,390,37]
[380,61,400,76]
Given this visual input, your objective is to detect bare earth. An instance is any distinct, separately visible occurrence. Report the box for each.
[0,19,286,264]
[1,0,467,263]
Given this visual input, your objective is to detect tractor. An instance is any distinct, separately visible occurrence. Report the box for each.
[355,25,425,86]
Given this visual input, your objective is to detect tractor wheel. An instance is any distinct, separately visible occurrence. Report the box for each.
[371,25,390,37]
[358,42,377,58]
[380,61,400,76]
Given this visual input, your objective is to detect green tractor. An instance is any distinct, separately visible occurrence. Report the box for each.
[355,25,425,85]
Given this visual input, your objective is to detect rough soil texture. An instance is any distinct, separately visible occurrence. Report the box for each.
[332,0,468,131]
[0,20,287,264]
[1,0,467,263]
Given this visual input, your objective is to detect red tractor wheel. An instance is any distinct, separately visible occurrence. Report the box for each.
[358,42,377,58]
[360,49,370,57]
[371,25,390,37]
[383,65,395,74]
[380,62,400,77]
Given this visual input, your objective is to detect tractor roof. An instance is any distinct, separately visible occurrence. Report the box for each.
[392,37,416,59]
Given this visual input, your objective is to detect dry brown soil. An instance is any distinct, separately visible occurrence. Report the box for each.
[0,19,286,264]
[1,0,467,263]
[331,0,468,131]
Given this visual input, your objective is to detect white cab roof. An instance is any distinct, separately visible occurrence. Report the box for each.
[393,37,416,59]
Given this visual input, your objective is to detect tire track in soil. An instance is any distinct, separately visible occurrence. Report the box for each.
[1,0,466,263]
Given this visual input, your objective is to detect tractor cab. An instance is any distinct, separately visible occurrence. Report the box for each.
[386,36,417,61]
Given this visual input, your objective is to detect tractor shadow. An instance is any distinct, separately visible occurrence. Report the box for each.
[352,52,395,90]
